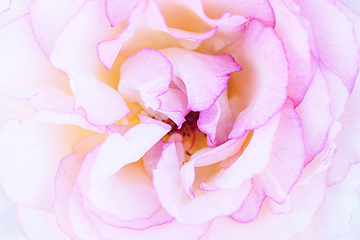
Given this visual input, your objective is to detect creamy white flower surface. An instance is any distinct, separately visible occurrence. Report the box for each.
[0,0,360,240]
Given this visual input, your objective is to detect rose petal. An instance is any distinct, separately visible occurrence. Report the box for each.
[0,14,69,92]
[229,18,289,139]
[29,0,86,57]
[327,76,360,186]
[69,71,130,127]
[0,121,92,212]
[98,0,219,70]
[259,98,305,203]
[229,179,266,223]
[296,66,333,165]
[293,163,360,240]
[202,0,275,27]
[118,48,172,111]
[105,0,139,27]
[0,0,33,26]
[216,113,281,190]
[153,142,253,224]
[161,48,241,111]
[200,162,329,240]
[198,90,234,146]
[295,0,360,93]
[16,205,71,240]
[269,0,313,106]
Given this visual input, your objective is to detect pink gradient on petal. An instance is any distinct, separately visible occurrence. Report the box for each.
[29,0,86,57]
[16,204,71,240]
[295,0,360,93]
[216,113,281,190]
[229,18,289,139]
[296,66,333,166]
[269,0,313,106]
[198,90,234,146]
[153,142,252,225]
[259,98,305,204]
[161,48,241,111]
[105,0,139,27]
[118,48,172,111]
[69,71,130,127]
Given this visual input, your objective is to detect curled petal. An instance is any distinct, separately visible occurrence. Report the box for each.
[229,18,289,139]
[153,142,253,224]
[161,47,241,111]
[118,48,172,111]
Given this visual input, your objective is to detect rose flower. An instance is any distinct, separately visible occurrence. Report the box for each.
[0,0,360,239]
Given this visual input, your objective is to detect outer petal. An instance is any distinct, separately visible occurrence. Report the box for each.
[0,120,92,212]
[269,0,313,106]
[292,163,360,240]
[29,0,86,57]
[0,0,33,26]
[229,18,289,139]
[295,0,360,92]
[259,98,305,203]
[153,142,253,224]
[16,205,70,240]
[200,158,330,240]
[327,74,360,185]
[296,66,333,165]
[0,14,69,93]
[161,48,241,111]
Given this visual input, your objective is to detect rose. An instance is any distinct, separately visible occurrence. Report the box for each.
[1,0,360,239]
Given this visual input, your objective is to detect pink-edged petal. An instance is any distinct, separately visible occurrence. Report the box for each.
[202,0,275,27]
[323,65,350,120]
[0,14,69,92]
[98,0,219,70]
[216,113,281,190]
[105,0,139,27]
[264,193,293,215]
[161,48,241,111]
[269,0,313,106]
[200,162,329,240]
[0,0,33,26]
[0,94,34,128]
[295,0,360,93]
[296,66,333,166]
[16,205,70,240]
[327,78,360,186]
[153,142,253,224]
[118,48,172,111]
[180,138,245,198]
[198,90,234,146]
[0,121,92,212]
[29,0,86,57]
[229,180,266,223]
[143,140,166,179]
[259,98,305,203]
[156,0,249,53]
[50,0,124,85]
[157,88,188,126]
[88,118,170,184]
[228,18,289,139]
[67,183,101,239]
[69,71,130,127]
[88,213,209,240]
[293,163,360,240]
